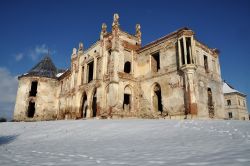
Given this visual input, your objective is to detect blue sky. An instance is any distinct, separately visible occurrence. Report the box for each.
[0,0,249,119]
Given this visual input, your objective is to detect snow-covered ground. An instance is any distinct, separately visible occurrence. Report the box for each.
[0,119,250,166]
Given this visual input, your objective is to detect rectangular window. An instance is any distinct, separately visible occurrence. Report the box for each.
[151,52,160,72]
[180,38,185,65]
[227,100,231,106]
[228,112,233,119]
[29,81,38,97]
[87,61,94,83]
[204,55,208,72]
[186,37,191,64]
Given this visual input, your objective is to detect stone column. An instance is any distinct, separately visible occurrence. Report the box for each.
[84,64,87,84]
[131,50,134,74]
[178,39,182,67]
[182,65,197,115]
[183,37,187,65]
[93,57,97,80]
[191,36,195,64]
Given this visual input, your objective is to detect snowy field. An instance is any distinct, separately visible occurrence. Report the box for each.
[0,119,250,166]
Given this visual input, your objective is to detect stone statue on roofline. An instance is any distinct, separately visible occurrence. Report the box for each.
[135,24,142,43]
[102,23,107,34]
[72,48,77,55]
[112,13,119,28]
[135,24,141,37]
[100,23,107,40]
[78,42,84,51]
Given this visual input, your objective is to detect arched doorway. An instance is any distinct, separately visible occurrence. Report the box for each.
[152,83,163,113]
[27,100,35,118]
[207,88,214,118]
[123,85,132,111]
[92,89,97,117]
[80,92,88,118]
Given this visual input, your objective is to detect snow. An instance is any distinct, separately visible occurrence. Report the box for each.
[1,119,250,166]
[223,82,238,94]
[56,73,64,78]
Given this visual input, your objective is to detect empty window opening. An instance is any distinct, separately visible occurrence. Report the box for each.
[153,84,163,113]
[227,100,231,106]
[81,93,88,118]
[88,61,94,83]
[204,55,209,72]
[228,112,233,119]
[207,88,214,118]
[92,90,97,117]
[180,38,185,65]
[124,61,131,73]
[151,52,160,72]
[27,101,35,118]
[238,100,241,106]
[29,81,38,97]
[123,93,131,110]
[186,37,192,64]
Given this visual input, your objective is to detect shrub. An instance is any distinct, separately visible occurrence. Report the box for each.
[0,117,7,122]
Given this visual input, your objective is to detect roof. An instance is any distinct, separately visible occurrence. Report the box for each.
[137,27,190,53]
[19,56,65,79]
[223,82,246,97]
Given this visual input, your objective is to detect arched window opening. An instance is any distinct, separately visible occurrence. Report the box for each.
[80,92,88,118]
[124,61,131,73]
[27,101,35,118]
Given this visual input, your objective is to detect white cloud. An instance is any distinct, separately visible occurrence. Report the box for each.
[0,67,18,120]
[15,44,52,62]
[29,44,48,61]
[15,53,24,61]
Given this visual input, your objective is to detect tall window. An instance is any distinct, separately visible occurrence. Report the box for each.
[186,37,192,64]
[227,100,231,106]
[180,38,185,65]
[228,112,233,119]
[87,61,94,83]
[204,55,209,72]
[151,52,160,72]
[29,81,38,97]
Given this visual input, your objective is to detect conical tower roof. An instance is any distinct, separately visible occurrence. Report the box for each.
[21,56,58,79]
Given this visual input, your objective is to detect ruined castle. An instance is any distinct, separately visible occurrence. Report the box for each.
[14,14,249,121]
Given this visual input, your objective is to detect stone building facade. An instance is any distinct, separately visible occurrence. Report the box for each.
[223,82,249,120]
[14,13,246,121]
